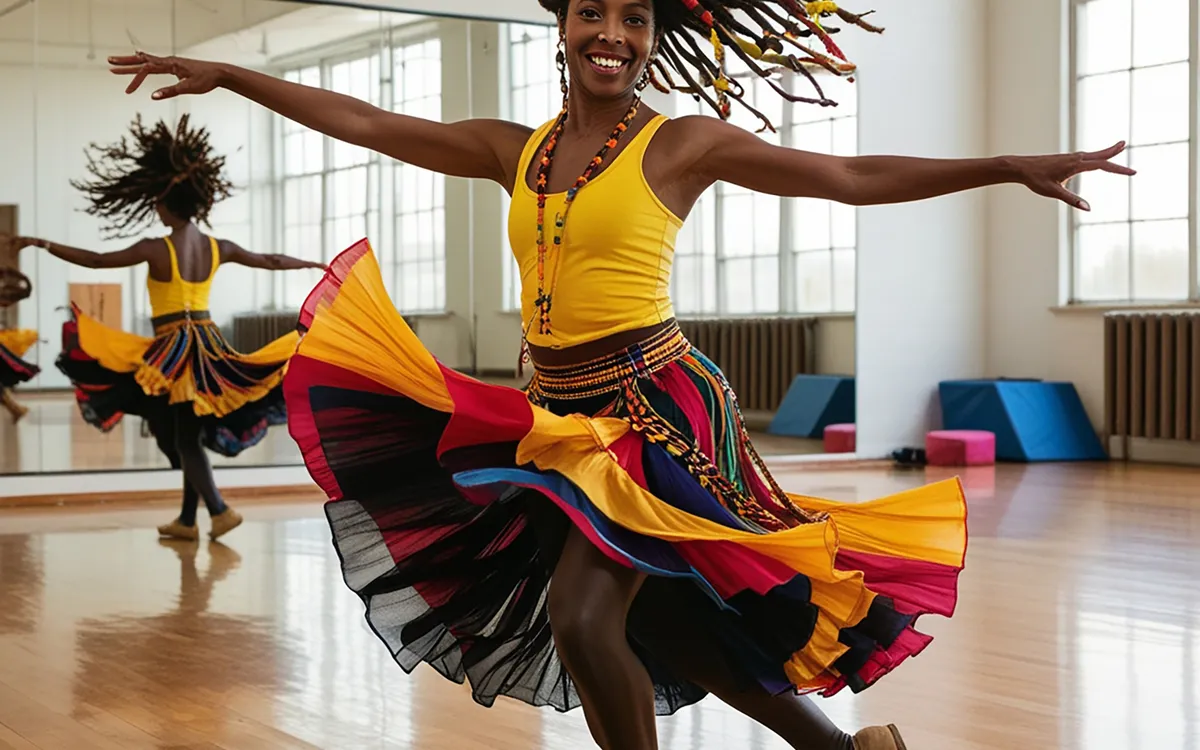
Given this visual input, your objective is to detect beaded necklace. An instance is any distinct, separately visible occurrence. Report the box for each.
[529,98,642,339]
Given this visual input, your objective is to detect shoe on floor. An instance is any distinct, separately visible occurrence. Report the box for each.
[854,725,908,750]
[157,518,200,541]
[209,508,243,540]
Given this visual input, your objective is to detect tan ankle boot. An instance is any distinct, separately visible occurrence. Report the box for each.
[157,518,200,541]
[209,507,243,540]
[854,725,907,750]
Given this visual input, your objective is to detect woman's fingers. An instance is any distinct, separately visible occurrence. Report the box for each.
[1044,180,1090,211]
[1096,160,1137,176]
[1083,141,1127,160]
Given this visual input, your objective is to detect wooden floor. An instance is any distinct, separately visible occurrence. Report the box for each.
[1,461,1198,749]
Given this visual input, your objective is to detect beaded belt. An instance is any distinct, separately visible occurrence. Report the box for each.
[152,309,212,334]
[527,322,691,402]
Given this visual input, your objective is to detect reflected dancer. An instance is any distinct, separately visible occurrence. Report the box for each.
[3,115,323,540]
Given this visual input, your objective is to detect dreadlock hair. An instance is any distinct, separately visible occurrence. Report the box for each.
[539,0,883,132]
[70,114,234,240]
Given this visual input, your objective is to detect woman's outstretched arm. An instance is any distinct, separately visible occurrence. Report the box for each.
[218,240,325,271]
[108,52,533,189]
[677,116,1135,211]
[4,234,152,269]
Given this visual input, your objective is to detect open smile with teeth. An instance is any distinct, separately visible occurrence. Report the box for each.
[588,55,629,74]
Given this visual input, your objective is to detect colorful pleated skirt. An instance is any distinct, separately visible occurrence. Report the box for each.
[57,305,297,459]
[286,240,968,714]
[0,329,40,388]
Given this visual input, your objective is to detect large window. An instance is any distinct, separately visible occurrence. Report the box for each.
[503,23,562,312]
[392,39,446,312]
[277,34,444,313]
[1072,0,1192,302]
[280,66,326,310]
[674,71,858,316]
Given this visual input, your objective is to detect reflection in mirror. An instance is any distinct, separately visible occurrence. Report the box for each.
[0,0,39,473]
[4,0,857,476]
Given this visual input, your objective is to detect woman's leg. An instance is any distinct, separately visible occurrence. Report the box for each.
[178,479,200,527]
[1,388,28,423]
[146,416,201,526]
[547,526,658,750]
[172,406,244,539]
[629,577,856,750]
[172,406,228,518]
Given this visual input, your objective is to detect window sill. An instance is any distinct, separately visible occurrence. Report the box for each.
[496,310,856,321]
[1050,301,1200,315]
[400,310,454,320]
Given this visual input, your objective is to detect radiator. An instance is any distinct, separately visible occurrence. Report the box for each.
[228,310,419,352]
[1104,311,1200,440]
[229,311,300,353]
[678,317,817,412]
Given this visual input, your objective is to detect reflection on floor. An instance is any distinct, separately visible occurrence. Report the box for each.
[0,392,826,474]
[2,461,1197,749]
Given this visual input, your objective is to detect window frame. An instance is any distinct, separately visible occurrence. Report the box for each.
[1067,0,1200,305]
[272,22,447,314]
[501,21,562,314]
[675,69,859,317]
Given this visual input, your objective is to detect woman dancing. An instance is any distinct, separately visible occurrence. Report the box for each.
[6,114,323,542]
[0,268,38,423]
[0,327,39,423]
[111,0,1131,747]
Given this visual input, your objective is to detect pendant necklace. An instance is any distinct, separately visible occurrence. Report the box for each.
[527,98,642,340]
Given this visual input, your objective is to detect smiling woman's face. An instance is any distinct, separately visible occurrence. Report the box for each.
[562,0,657,100]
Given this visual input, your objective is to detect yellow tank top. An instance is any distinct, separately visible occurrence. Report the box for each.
[508,114,682,349]
[147,236,220,318]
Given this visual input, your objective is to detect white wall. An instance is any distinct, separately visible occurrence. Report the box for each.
[853,0,989,457]
[984,0,1110,429]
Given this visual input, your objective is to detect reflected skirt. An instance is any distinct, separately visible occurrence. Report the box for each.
[0,329,40,388]
[56,305,297,460]
[286,239,969,714]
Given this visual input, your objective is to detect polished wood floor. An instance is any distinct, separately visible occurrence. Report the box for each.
[1,462,1198,749]
[0,393,825,474]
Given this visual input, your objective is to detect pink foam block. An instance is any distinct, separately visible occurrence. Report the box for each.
[926,430,996,466]
[823,423,856,453]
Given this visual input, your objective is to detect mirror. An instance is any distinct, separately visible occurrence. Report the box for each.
[0,0,39,474]
[1,0,856,477]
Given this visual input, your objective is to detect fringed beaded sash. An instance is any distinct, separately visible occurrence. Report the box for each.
[526,321,819,530]
[526,322,690,402]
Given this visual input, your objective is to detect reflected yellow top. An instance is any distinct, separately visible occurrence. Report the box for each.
[148,236,219,318]
[508,115,682,349]
[0,329,37,357]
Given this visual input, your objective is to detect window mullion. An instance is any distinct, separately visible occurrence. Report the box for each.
[779,71,796,314]
[321,61,333,266]
[1189,0,1199,300]
[1067,0,1080,302]
[715,184,726,315]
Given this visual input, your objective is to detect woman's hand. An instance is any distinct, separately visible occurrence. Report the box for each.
[108,52,224,100]
[0,234,36,254]
[1011,141,1135,211]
